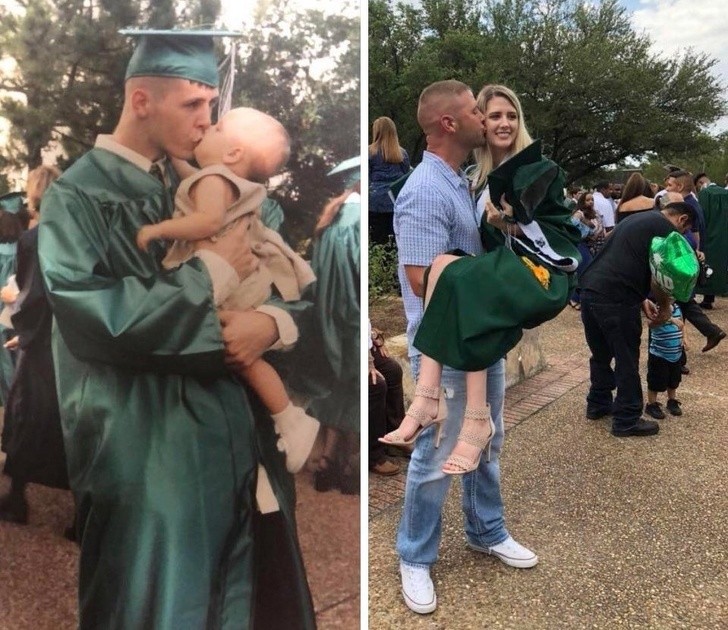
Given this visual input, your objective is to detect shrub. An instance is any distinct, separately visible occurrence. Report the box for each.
[368,240,400,303]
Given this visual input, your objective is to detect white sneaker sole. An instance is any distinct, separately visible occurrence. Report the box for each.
[467,541,539,569]
[401,588,436,614]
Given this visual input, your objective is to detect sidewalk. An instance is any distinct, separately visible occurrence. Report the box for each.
[369,299,728,629]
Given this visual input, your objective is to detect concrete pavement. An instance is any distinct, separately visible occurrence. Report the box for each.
[368,297,728,629]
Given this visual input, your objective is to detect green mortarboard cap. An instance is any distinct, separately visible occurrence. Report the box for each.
[120,28,242,88]
[0,192,25,215]
[327,156,361,187]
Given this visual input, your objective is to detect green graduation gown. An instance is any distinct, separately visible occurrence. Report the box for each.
[308,197,360,432]
[38,148,315,630]
[697,184,728,296]
[414,154,581,372]
[0,242,17,405]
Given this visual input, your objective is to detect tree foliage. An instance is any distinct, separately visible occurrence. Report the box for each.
[0,0,359,249]
[235,0,360,246]
[0,0,191,172]
[369,0,726,183]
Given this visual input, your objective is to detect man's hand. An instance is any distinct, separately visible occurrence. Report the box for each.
[642,299,659,321]
[219,309,278,370]
[194,217,258,281]
[3,335,18,350]
[652,307,671,325]
[696,250,706,262]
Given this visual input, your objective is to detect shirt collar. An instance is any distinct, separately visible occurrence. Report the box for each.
[422,151,469,187]
[95,135,168,176]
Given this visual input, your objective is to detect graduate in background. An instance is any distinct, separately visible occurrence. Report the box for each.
[0,192,26,406]
[308,157,361,494]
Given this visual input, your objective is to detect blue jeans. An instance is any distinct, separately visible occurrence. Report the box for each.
[396,356,508,567]
[570,242,593,304]
[580,292,643,428]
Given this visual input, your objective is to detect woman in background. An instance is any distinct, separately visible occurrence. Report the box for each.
[568,191,600,309]
[368,116,410,245]
[616,172,656,223]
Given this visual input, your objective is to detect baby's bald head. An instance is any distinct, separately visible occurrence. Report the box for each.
[222,108,290,181]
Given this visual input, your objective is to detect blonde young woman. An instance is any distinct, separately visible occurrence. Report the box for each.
[381,84,564,476]
[368,116,410,244]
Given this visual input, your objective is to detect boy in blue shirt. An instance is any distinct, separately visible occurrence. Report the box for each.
[645,299,685,418]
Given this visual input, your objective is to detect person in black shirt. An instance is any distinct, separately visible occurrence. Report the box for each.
[579,201,696,437]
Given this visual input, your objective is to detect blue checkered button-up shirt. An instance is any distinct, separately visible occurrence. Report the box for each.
[393,151,484,358]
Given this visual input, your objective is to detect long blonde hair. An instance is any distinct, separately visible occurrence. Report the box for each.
[368,116,404,163]
[26,164,61,215]
[471,85,533,191]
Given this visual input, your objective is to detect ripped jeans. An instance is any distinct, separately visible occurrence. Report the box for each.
[396,355,508,567]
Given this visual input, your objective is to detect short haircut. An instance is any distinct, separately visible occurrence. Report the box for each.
[595,181,609,191]
[417,80,471,131]
[693,172,708,186]
[663,200,696,227]
[419,79,471,105]
[666,170,694,194]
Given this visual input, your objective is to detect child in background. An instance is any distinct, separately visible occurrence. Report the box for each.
[137,107,319,472]
[644,299,685,419]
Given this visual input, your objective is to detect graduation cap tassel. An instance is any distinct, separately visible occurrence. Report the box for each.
[217,42,236,120]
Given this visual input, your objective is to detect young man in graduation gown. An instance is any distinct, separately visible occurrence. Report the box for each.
[38,31,316,629]
[695,173,728,310]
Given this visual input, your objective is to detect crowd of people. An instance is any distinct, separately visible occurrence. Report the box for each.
[369,79,726,616]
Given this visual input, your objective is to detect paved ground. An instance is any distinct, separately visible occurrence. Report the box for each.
[369,297,728,629]
[0,450,359,629]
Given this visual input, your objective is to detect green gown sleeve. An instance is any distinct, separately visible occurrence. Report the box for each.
[39,178,227,377]
[307,200,360,431]
[311,203,360,383]
[0,247,17,405]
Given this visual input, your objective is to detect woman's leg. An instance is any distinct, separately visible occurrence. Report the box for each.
[442,370,494,474]
[380,255,459,442]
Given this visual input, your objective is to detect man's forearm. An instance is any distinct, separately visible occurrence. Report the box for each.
[404,265,427,297]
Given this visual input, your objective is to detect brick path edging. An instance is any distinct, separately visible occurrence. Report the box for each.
[368,354,589,520]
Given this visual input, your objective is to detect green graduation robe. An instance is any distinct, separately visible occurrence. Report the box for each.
[414,153,581,372]
[38,148,315,630]
[0,242,17,405]
[308,196,360,432]
[697,184,728,296]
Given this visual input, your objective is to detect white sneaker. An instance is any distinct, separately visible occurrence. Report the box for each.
[468,535,539,569]
[400,561,437,614]
[272,404,320,473]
